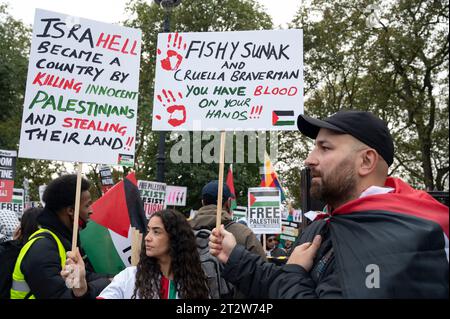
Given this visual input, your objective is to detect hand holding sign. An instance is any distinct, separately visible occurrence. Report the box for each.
[209,224,237,264]
[61,248,88,296]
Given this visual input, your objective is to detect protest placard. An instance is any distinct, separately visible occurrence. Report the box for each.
[18,9,141,166]
[138,180,167,219]
[0,188,24,220]
[292,209,302,222]
[247,187,281,234]
[231,205,247,222]
[165,185,187,206]
[152,29,303,131]
[0,150,17,202]
[280,220,300,242]
[99,165,114,194]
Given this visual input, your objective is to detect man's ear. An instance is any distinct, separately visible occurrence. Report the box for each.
[65,206,75,217]
[358,149,378,177]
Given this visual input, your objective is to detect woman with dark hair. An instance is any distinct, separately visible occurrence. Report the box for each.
[96,209,209,299]
[13,207,43,245]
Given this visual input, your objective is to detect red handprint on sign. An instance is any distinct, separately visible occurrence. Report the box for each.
[154,89,186,127]
[157,33,187,71]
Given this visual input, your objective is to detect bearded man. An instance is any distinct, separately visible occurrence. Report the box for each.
[209,110,449,298]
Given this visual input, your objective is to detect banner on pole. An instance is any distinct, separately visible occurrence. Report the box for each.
[231,205,247,222]
[165,185,187,206]
[0,150,17,202]
[18,9,141,166]
[0,188,24,220]
[137,180,167,219]
[152,29,303,131]
[99,165,114,194]
[247,187,281,234]
[280,220,300,242]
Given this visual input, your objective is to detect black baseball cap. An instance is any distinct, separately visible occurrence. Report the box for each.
[297,110,394,166]
[202,180,232,202]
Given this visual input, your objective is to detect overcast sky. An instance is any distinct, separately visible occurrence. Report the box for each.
[6,0,300,28]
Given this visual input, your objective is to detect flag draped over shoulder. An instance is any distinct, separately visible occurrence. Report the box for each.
[226,164,237,211]
[331,177,449,298]
[80,172,147,275]
[260,152,286,201]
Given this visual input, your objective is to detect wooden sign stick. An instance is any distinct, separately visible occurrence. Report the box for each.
[71,162,83,252]
[263,233,267,252]
[216,131,226,230]
[131,227,143,266]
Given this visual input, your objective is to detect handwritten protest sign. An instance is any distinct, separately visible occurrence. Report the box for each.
[247,187,281,234]
[0,150,17,202]
[137,180,167,219]
[165,185,187,206]
[152,29,303,131]
[18,9,141,166]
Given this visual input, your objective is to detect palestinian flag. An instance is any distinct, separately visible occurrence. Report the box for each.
[249,189,280,207]
[12,189,23,205]
[226,164,237,211]
[160,276,178,299]
[330,177,449,298]
[272,110,295,126]
[80,172,147,275]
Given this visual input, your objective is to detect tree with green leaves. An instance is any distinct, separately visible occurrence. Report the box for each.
[281,0,448,207]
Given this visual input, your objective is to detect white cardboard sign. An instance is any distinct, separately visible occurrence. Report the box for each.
[152,29,303,131]
[19,9,141,166]
[247,187,282,234]
[137,180,167,219]
[165,185,187,206]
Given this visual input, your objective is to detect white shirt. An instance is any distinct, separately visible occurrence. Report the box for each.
[98,266,138,299]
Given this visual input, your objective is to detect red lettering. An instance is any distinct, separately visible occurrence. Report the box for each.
[96,32,111,48]
[62,118,127,135]
[254,85,263,96]
[253,86,298,96]
[79,119,89,130]
[288,87,298,96]
[87,120,96,130]
[130,39,138,56]
[121,38,129,54]
[108,35,121,51]
[33,72,46,85]
[96,33,137,56]
[62,117,73,128]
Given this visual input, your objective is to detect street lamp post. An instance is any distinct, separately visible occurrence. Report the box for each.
[153,0,181,183]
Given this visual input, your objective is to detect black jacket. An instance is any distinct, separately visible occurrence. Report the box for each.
[223,219,342,298]
[20,207,110,298]
[222,179,449,299]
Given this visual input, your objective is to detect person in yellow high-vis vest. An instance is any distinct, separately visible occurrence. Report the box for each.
[10,174,110,299]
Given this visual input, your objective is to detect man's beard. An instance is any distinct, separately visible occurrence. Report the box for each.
[310,157,358,209]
